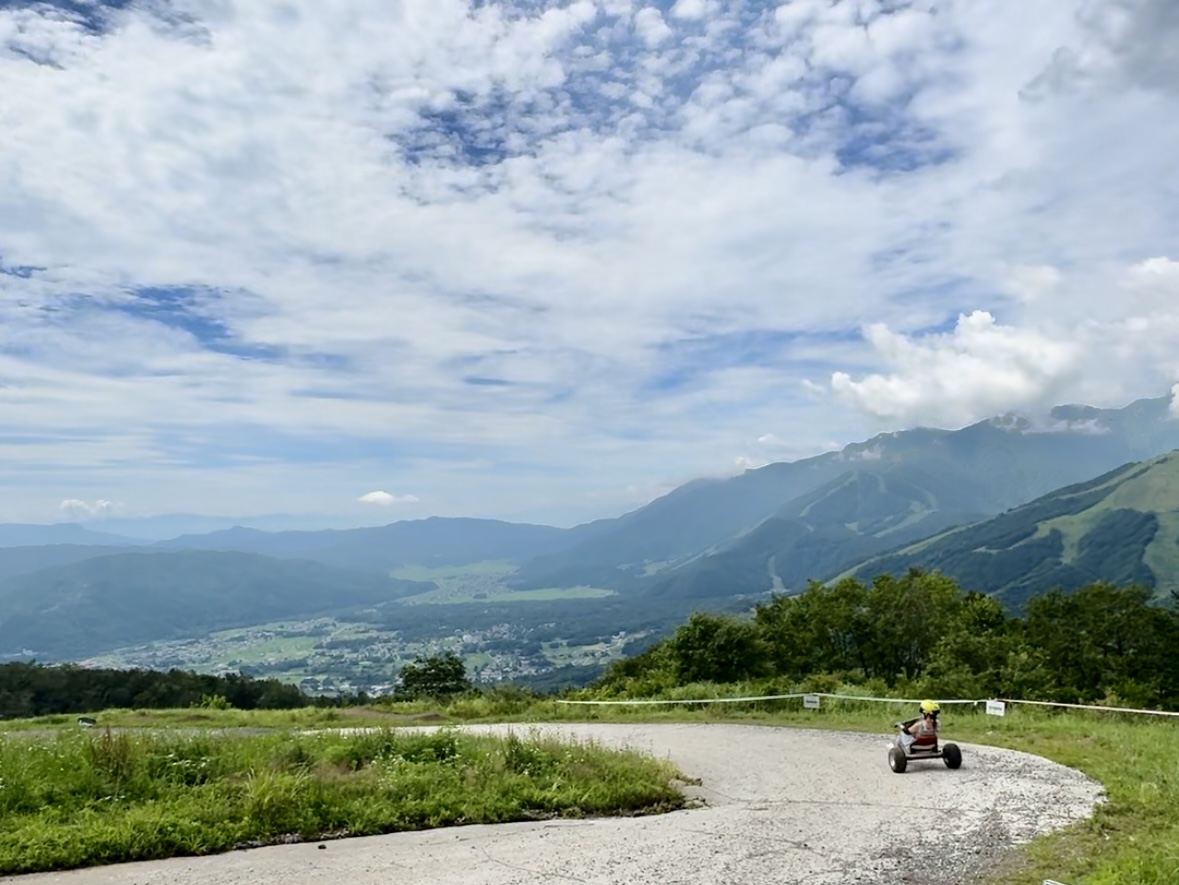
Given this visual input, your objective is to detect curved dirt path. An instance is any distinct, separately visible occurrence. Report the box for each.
[3,723,1101,885]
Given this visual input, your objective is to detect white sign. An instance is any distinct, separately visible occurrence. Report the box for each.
[803,694,821,710]
[986,700,1007,717]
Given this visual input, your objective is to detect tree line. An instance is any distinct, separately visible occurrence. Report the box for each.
[0,662,344,719]
[596,571,1179,710]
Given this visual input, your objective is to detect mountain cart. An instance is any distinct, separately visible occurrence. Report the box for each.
[888,718,963,773]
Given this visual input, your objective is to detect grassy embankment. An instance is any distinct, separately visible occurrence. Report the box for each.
[0,724,684,876]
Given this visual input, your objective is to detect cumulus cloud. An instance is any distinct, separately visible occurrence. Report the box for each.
[733,455,767,471]
[828,312,1081,427]
[669,0,713,22]
[358,491,420,507]
[633,7,673,47]
[1129,256,1179,282]
[59,499,119,519]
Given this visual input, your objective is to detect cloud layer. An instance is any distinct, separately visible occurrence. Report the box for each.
[1,0,1177,525]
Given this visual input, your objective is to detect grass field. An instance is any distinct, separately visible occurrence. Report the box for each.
[389,561,520,582]
[0,723,684,876]
[399,585,616,605]
[389,560,616,604]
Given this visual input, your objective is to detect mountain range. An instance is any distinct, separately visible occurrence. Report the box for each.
[3,392,1179,661]
[845,451,1179,609]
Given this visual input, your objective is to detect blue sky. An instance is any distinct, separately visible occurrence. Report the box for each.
[1,0,1178,528]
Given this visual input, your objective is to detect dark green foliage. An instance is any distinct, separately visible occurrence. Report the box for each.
[396,653,472,699]
[862,570,961,683]
[1022,583,1179,706]
[752,578,873,678]
[665,613,768,684]
[0,662,323,719]
[748,570,960,686]
[923,592,1016,697]
[597,573,1179,710]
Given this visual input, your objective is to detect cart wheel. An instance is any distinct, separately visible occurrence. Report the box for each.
[943,743,962,769]
[888,745,908,773]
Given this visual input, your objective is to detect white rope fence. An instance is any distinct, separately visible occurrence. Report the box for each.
[556,692,979,706]
[995,698,1179,718]
[556,692,1179,718]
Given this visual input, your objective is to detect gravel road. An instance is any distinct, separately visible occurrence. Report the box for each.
[3,723,1102,885]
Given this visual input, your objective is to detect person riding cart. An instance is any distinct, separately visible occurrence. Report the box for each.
[898,699,940,752]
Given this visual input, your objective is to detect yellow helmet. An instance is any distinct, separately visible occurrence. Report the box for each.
[920,699,941,715]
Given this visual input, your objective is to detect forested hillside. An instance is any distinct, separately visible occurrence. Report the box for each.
[847,452,1179,607]
[597,571,1179,710]
[0,662,327,719]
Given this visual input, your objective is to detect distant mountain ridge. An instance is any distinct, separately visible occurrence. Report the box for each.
[152,517,599,573]
[0,524,145,548]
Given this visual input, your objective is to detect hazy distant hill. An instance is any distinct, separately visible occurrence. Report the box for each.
[0,524,144,548]
[0,544,144,582]
[846,451,1179,609]
[156,517,594,573]
[0,551,431,659]
[75,512,369,540]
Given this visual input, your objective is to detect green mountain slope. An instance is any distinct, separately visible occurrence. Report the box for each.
[0,551,432,660]
[642,469,986,599]
[846,452,1179,609]
[0,545,144,582]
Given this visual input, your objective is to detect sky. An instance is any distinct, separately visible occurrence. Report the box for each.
[1,0,1178,529]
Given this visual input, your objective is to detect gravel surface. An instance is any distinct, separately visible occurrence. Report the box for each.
[2,722,1102,885]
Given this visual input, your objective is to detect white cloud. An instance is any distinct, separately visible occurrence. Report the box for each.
[1129,256,1179,282]
[1002,265,1062,302]
[633,7,672,47]
[669,0,713,22]
[59,499,119,519]
[0,0,1175,525]
[828,311,1081,427]
[358,491,420,507]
